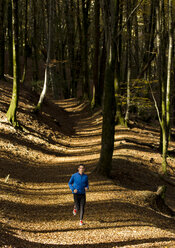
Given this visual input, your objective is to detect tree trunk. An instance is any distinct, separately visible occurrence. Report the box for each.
[8,0,13,76]
[115,0,124,125]
[76,0,83,97]
[98,31,106,106]
[160,1,167,174]
[64,0,76,98]
[7,0,20,127]
[0,1,5,80]
[155,0,172,174]
[35,0,52,112]
[162,0,173,173]
[21,0,28,84]
[155,1,162,153]
[82,0,90,99]
[91,0,100,108]
[61,43,69,99]
[98,59,116,176]
[32,0,39,81]
[125,0,132,125]
[166,0,172,147]
[134,11,139,75]
[97,0,117,176]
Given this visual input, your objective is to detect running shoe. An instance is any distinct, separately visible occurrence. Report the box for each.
[79,220,83,226]
[73,208,77,216]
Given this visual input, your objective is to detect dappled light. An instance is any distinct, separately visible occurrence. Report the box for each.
[0,81,175,247]
[1,0,175,246]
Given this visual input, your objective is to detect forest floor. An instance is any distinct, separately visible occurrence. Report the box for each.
[0,80,175,248]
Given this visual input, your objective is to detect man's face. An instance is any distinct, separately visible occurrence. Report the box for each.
[78,166,85,174]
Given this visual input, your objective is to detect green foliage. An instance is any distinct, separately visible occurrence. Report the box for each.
[118,79,158,122]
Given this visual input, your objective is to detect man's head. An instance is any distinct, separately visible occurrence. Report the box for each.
[78,164,85,175]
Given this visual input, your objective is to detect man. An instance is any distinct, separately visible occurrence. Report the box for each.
[68,164,89,225]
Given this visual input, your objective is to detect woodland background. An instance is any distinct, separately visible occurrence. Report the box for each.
[0,0,175,247]
[1,0,175,174]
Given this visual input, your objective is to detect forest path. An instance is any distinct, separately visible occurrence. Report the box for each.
[0,81,175,247]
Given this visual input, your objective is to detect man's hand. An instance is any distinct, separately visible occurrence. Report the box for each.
[74,189,78,193]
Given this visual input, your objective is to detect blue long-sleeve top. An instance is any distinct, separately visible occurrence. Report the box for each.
[68,172,89,194]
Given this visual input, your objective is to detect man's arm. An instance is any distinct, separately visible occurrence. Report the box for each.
[85,176,89,191]
[68,175,75,193]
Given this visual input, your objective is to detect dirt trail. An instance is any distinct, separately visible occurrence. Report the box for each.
[0,81,175,247]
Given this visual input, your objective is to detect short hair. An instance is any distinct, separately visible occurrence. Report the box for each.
[78,164,85,168]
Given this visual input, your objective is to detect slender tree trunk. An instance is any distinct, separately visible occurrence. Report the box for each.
[82,0,90,99]
[91,0,100,108]
[147,0,156,78]
[139,1,156,79]
[70,0,77,97]
[134,12,139,75]
[166,0,172,144]
[125,50,131,124]
[32,0,39,81]
[160,0,167,174]
[35,0,52,112]
[155,0,170,174]
[61,43,69,99]
[156,0,163,152]
[115,0,124,125]
[8,0,13,76]
[7,0,20,127]
[64,0,76,98]
[56,0,69,99]
[21,0,28,84]
[98,31,106,106]
[0,1,5,80]
[97,0,117,176]
[76,0,83,94]
[125,0,132,125]
[49,0,59,100]
[161,0,173,173]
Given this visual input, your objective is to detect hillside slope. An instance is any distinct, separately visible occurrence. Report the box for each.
[0,80,175,248]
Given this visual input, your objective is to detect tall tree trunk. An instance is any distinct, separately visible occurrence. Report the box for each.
[21,0,28,84]
[0,1,5,80]
[61,43,69,99]
[98,31,106,106]
[156,0,163,153]
[76,0,83,96]
[115,0,124,125]
[161,0,173,173]
[82,0,90,99]
[91,0,100,108]
[139,0,156,79]
[35,0,52,112]
[32,0,39,81]
[147,0,156,78]
[70,0,77,97]
[8,0,13,76]
[166,0,172,145]
[160,0,167,174]
[56,0,69,99]
[134,11,139,75]
[125,0,132,125]
[155,0,170,174]
[49,0,59,100]
[97,0,117,176]
[7,0,20,127]
[64,0,76,98]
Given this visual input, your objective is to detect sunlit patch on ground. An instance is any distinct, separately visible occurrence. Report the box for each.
[0,81,175,247]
